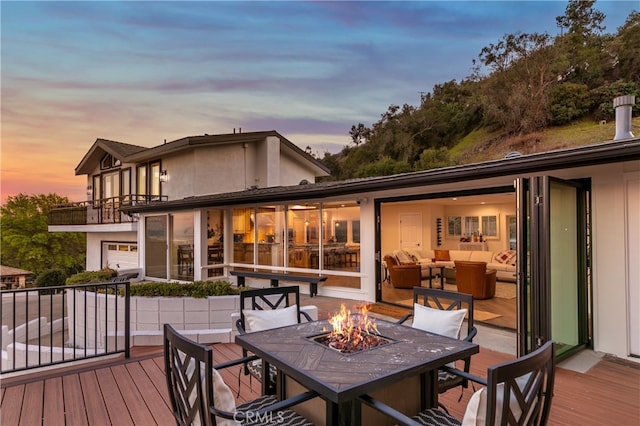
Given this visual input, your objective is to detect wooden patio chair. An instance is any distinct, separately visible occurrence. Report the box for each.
[397,287,477,402]
[358,340,556,425]
[235,286,312,393]
[164,323,317,426]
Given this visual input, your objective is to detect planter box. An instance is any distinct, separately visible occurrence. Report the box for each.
[66,290,240,348]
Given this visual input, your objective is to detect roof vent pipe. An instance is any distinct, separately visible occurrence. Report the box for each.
[613,95,635,141]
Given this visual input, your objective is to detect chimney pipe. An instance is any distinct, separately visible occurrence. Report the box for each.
[613,95,635,141]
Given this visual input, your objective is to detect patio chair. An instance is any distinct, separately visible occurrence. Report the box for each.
[358,340,556,426]
[454,260,496,299]
[397,288,477,401]
[164,323,317,426]
[384,255,422,288]
[235,286,312,393]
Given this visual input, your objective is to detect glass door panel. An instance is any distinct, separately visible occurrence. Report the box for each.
[145,215,167,279]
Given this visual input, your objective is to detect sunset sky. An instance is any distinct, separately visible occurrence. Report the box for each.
[1,1,637,203]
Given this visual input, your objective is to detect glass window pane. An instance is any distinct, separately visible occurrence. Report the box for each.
[170,212,194,281]
[150,162,161,197]
[207,209,224,270]
[257,206,284,267]
[232,208,253,264]
[447,216,461,236]
[482,215,498,237]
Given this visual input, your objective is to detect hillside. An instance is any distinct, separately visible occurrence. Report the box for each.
[452,116,640,164]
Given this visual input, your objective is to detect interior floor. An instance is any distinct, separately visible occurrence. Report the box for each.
[381,277,517,330]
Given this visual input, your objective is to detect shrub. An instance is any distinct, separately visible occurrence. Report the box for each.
[123,280,241,298]
[35,268,67,294]
[66,268,117,285]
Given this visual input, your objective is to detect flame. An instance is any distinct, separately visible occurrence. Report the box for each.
[325,303,381,350]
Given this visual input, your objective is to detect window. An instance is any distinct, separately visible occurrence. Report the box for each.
[352,220,361,243]
[448,215,499,239]
[100,153,117,170]
[447,216,462,237]
[92,175,101,207]
[136,161,161,200]
[121,168,131,203]
[482,215,498,237]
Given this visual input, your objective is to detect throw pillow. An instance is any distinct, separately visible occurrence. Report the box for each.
[495,250,516,265]
[183,353,240,426]
[434,249,451,261]
[395,250,415,264]
[411,303,467,339]
[461,374,532,426]
[243,304,298,332]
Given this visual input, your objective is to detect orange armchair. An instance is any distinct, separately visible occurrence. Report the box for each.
[384,255,421,289]
[454,260,496,299]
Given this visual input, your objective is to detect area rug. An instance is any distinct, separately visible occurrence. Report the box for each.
[393,299,502,322]
[443,282,516,299]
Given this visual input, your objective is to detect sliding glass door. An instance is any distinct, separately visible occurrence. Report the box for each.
[517,176,591,358]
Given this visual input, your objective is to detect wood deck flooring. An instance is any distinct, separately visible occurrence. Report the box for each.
[2,342,638,425]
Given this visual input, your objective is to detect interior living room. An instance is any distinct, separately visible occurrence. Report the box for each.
[380,191,517,330]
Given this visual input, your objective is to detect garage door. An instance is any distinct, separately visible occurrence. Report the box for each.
[103,243,138,270]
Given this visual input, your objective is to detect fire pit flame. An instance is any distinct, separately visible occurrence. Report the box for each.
[315,303,390,354]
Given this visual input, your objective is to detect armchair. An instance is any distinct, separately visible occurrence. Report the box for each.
[454,260,497,299]
[384,255,422,289]
[358,340,556,425]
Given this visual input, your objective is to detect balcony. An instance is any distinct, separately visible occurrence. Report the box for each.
[48,195,167,226]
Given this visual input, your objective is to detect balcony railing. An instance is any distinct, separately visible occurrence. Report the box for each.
[0,281,130,374]
[48,194,167,226]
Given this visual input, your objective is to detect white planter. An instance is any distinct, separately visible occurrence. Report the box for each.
[66,290,239,348]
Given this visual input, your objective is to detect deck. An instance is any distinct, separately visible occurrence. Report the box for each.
[2,342,638,425]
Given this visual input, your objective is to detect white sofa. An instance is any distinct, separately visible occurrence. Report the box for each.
[391,248,516,282]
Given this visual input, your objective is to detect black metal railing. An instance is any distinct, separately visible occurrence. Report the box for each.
[48,194,168,226]
[0,281,130,374]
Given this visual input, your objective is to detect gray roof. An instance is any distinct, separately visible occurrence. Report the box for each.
[122,137,640,213]
[75,131,329,176]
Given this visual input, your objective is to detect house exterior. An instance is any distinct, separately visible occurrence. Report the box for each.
[49,130,330,274]
[49,97,639,364]
[0,265,33,289]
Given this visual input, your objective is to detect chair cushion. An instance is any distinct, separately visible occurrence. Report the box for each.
[237,395,314,426]
[414,407,461,425]
[243,304,298,332]
[438,369,464,392]
[461,374,532,425]
[246,359,278,384]
[412,303,467,339]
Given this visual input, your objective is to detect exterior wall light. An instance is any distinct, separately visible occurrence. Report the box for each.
[160,170,169,183]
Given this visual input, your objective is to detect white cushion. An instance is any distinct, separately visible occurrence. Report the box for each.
[469,251,494,263]
[461,374,532,426]
[449,250,472,261]
[183,353,239,426]
[411,303,467,339]
[243,304,298,332]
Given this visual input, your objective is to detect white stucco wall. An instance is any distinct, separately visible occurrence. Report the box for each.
[590,163,639,362]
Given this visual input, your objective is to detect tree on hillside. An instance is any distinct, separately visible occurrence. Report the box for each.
[611,11,640,82]
[556,0,605,39]
[0,194,85,277]
[474,32,559,133]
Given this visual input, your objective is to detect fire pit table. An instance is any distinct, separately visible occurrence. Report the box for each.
[235,314,478,425]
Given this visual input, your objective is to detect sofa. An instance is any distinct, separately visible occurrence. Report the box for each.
[389,248,516,282]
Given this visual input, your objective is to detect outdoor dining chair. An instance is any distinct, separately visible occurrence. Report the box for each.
[358,340,556,425]
[397,287,477,402]
[164,323,317,426]
[235,286,312,393]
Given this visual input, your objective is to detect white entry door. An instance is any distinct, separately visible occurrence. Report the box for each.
[399,213,422,251]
